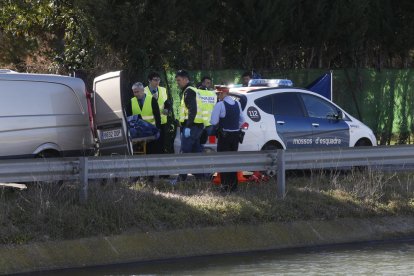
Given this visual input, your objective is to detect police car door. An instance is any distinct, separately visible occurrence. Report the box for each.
[299,93,349,147]
[93,71,132,155]
[270,92,313,148]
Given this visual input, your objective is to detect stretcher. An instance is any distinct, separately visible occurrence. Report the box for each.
[126,114,159,155]
[131,135,157,155]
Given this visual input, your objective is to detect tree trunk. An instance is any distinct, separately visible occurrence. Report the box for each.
[306,47,315,69]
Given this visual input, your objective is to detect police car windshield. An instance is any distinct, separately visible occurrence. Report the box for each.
[230,94,247,110]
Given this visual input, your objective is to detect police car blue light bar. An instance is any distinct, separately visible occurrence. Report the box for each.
[248,79,293,87]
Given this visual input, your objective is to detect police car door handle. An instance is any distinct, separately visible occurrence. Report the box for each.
[312,123,320,127]
[276,121,285,125]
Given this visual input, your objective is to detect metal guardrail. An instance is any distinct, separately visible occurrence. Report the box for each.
[87,151,276,178]
[1,145,414,203]
[0,158,79,182]
[284,146,414,170]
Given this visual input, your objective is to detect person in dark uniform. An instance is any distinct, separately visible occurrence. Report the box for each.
[197,76,213,90]
[210,87,245,192]
[175,70,205,181]
[241,71,252,87]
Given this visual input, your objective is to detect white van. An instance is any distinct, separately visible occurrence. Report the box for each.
[0,70,94,158]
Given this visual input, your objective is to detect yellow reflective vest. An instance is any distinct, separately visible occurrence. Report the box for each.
[179,86,204,125]
[131,94,155,124]
[145,86,168,124]
[197,89,217,126]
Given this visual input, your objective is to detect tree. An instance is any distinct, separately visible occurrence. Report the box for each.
[0,0,98,73]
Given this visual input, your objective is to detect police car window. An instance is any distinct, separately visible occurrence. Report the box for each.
[273,93,304,117]
[300,94,340,119]
[254,95,273,114]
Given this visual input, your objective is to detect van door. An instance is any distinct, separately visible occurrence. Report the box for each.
[93,71,132,155]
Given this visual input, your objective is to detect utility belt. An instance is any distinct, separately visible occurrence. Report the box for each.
[217,128,245,143]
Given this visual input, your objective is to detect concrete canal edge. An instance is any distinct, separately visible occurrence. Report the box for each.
[1,216,414,274]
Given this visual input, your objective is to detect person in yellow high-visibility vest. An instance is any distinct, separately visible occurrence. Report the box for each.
[144,72,172,154]
[175,70,204,182]
[197,77,217,144]
[130,82,161,156]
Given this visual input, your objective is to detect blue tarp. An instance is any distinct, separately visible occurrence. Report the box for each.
[252,70,262,79]
[127,115,159,140]
[306,73,332,100]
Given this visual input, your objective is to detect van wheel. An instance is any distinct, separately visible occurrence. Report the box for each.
[35,150,60,158]
[35,150,62,185]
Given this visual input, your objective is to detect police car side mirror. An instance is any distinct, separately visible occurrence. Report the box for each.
[335,110,343,120]
[327,110,342,120]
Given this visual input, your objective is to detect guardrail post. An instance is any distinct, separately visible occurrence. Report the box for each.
[79,157,89,204]
[277,149,286,199]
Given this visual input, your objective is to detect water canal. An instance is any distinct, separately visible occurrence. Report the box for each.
[24,239,414,275]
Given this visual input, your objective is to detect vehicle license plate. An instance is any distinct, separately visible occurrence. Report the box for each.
[102,129,122,140]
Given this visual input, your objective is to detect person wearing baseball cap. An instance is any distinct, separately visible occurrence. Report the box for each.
[210,85,245,192]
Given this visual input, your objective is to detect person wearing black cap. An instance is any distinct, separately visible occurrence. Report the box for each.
[175,70,205,181]
[210,87,245,192]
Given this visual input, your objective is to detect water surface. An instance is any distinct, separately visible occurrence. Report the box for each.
[24,239,414,275]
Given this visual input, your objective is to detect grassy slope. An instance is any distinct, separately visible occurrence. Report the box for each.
[0,170,413,245]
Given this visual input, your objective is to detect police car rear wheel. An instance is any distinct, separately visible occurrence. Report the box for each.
[260,142,283,178]
[261,142,283,151]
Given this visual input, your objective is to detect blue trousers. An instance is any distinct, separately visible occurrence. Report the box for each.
[179,126,203,181]
[180,126,203,153]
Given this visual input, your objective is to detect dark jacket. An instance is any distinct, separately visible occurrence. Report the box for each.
[150,97,162,129]
[151,97,161,129]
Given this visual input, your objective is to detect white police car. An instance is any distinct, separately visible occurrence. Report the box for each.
[230,79,377,151]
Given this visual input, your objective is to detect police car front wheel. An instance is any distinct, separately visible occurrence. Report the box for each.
[354,138,372,147]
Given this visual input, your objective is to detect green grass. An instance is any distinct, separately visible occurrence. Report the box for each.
[0,170,413,245]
